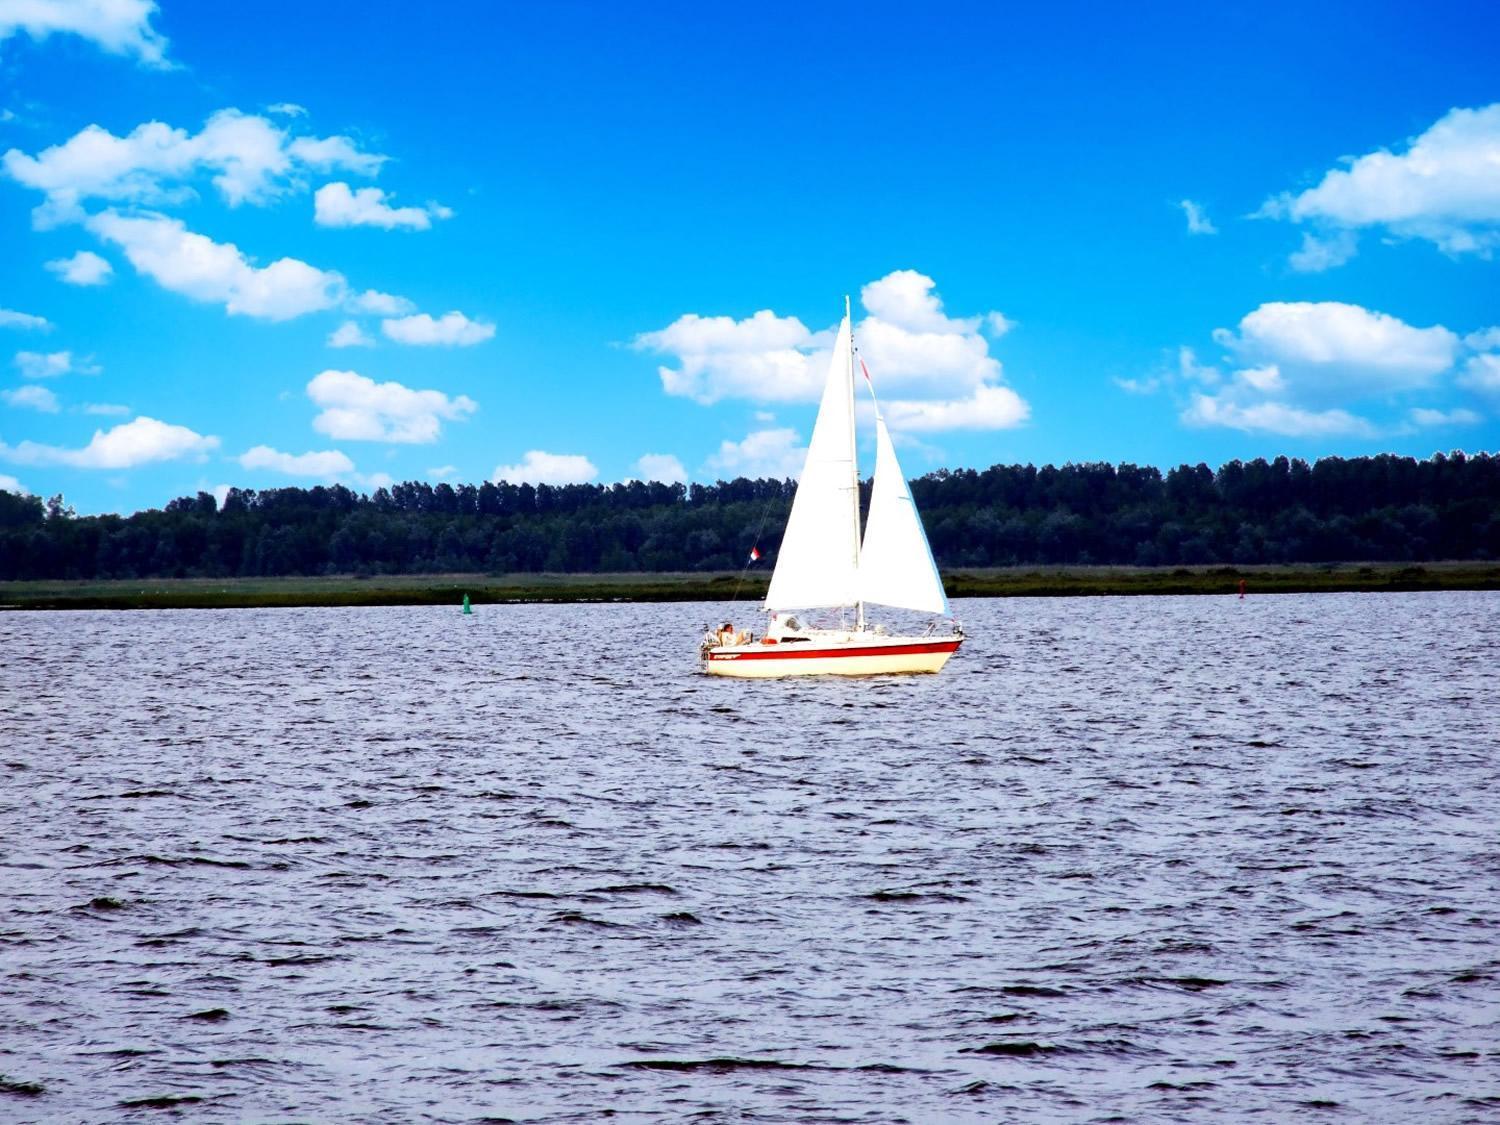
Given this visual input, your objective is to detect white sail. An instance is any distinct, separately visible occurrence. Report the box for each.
[858,415,950,616]
[764,313,860,611]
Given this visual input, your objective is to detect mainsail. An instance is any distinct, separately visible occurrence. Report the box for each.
[763,313,861,611]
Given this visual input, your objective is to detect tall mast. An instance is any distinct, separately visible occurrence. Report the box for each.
[846,293,865,632]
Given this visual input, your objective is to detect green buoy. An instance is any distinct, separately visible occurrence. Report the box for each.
[462,593,472,615]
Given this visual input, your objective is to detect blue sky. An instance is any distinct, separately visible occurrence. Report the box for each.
[1,0,1498,513]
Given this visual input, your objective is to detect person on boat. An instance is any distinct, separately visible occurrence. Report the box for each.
[717,622,737,647]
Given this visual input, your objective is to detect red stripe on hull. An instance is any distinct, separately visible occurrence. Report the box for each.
[707,639,961,662]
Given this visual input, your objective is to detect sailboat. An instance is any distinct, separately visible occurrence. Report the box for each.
[701,297,964,677]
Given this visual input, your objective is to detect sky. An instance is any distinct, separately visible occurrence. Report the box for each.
[1,0,1498,514]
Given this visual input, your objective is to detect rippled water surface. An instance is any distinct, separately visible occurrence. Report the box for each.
[2,594,1498,1122]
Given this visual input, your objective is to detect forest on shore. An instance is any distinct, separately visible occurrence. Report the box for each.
[2,452,1497,581]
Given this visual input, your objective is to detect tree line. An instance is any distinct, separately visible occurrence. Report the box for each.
[2,451,1498,580]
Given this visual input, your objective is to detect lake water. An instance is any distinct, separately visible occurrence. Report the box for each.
[1,593,1497,1122]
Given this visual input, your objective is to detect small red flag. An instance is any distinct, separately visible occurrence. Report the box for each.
[748,546,761,563]
[859,357,873,384]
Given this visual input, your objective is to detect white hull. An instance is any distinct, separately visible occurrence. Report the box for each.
[703,634,961,678]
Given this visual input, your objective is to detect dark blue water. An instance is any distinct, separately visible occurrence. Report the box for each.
[1,594,1497,1122]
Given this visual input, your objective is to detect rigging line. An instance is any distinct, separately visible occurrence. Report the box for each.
[854,344,884,419]
[727,485,784,606]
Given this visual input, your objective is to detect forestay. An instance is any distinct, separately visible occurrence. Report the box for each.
[764,315,861,611]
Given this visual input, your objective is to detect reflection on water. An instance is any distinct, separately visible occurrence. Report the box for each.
[1,593,1497,1121]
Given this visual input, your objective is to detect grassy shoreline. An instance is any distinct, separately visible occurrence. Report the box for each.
[2,561,1497,610]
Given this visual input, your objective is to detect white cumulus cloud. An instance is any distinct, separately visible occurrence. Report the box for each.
[1162,300,1493,438]
[0,0,172,68]
[1179,199,1217,235]
[314,182,450,231]
[86,209,346,320]
[2,108,385,223]
[1464,326,1500,351]
[2,384,60,412]
[0,308,52,331]
[492,450,598,485]
[45,249,113,285]
[15,350,71,378]
[1287,230,1358,273]
[1234,364,1285,392]
[705,428,806,479]
[985,311,1015,337]
[861,269,980,334]
[307,369,477,443]
[635,270,1026,430]
[1260,103,1500,263]
[1213,301,1458,398]
[358,470,395,490]
[345,289,415,317]
[879,384,1030,432]
[238,444,355,477]
[0,473,27,493]
[633,453,687,484]
[0,415,219,468]
[15,350,98,378]
[327,320,373,348]
[1458,353,1500,395]
[853,271,1012,402]
[285,135,379,173]
[381,311,494,347]
[1181,395,1377,437]
[634,309,825,403]
[1408,406,1482,427]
